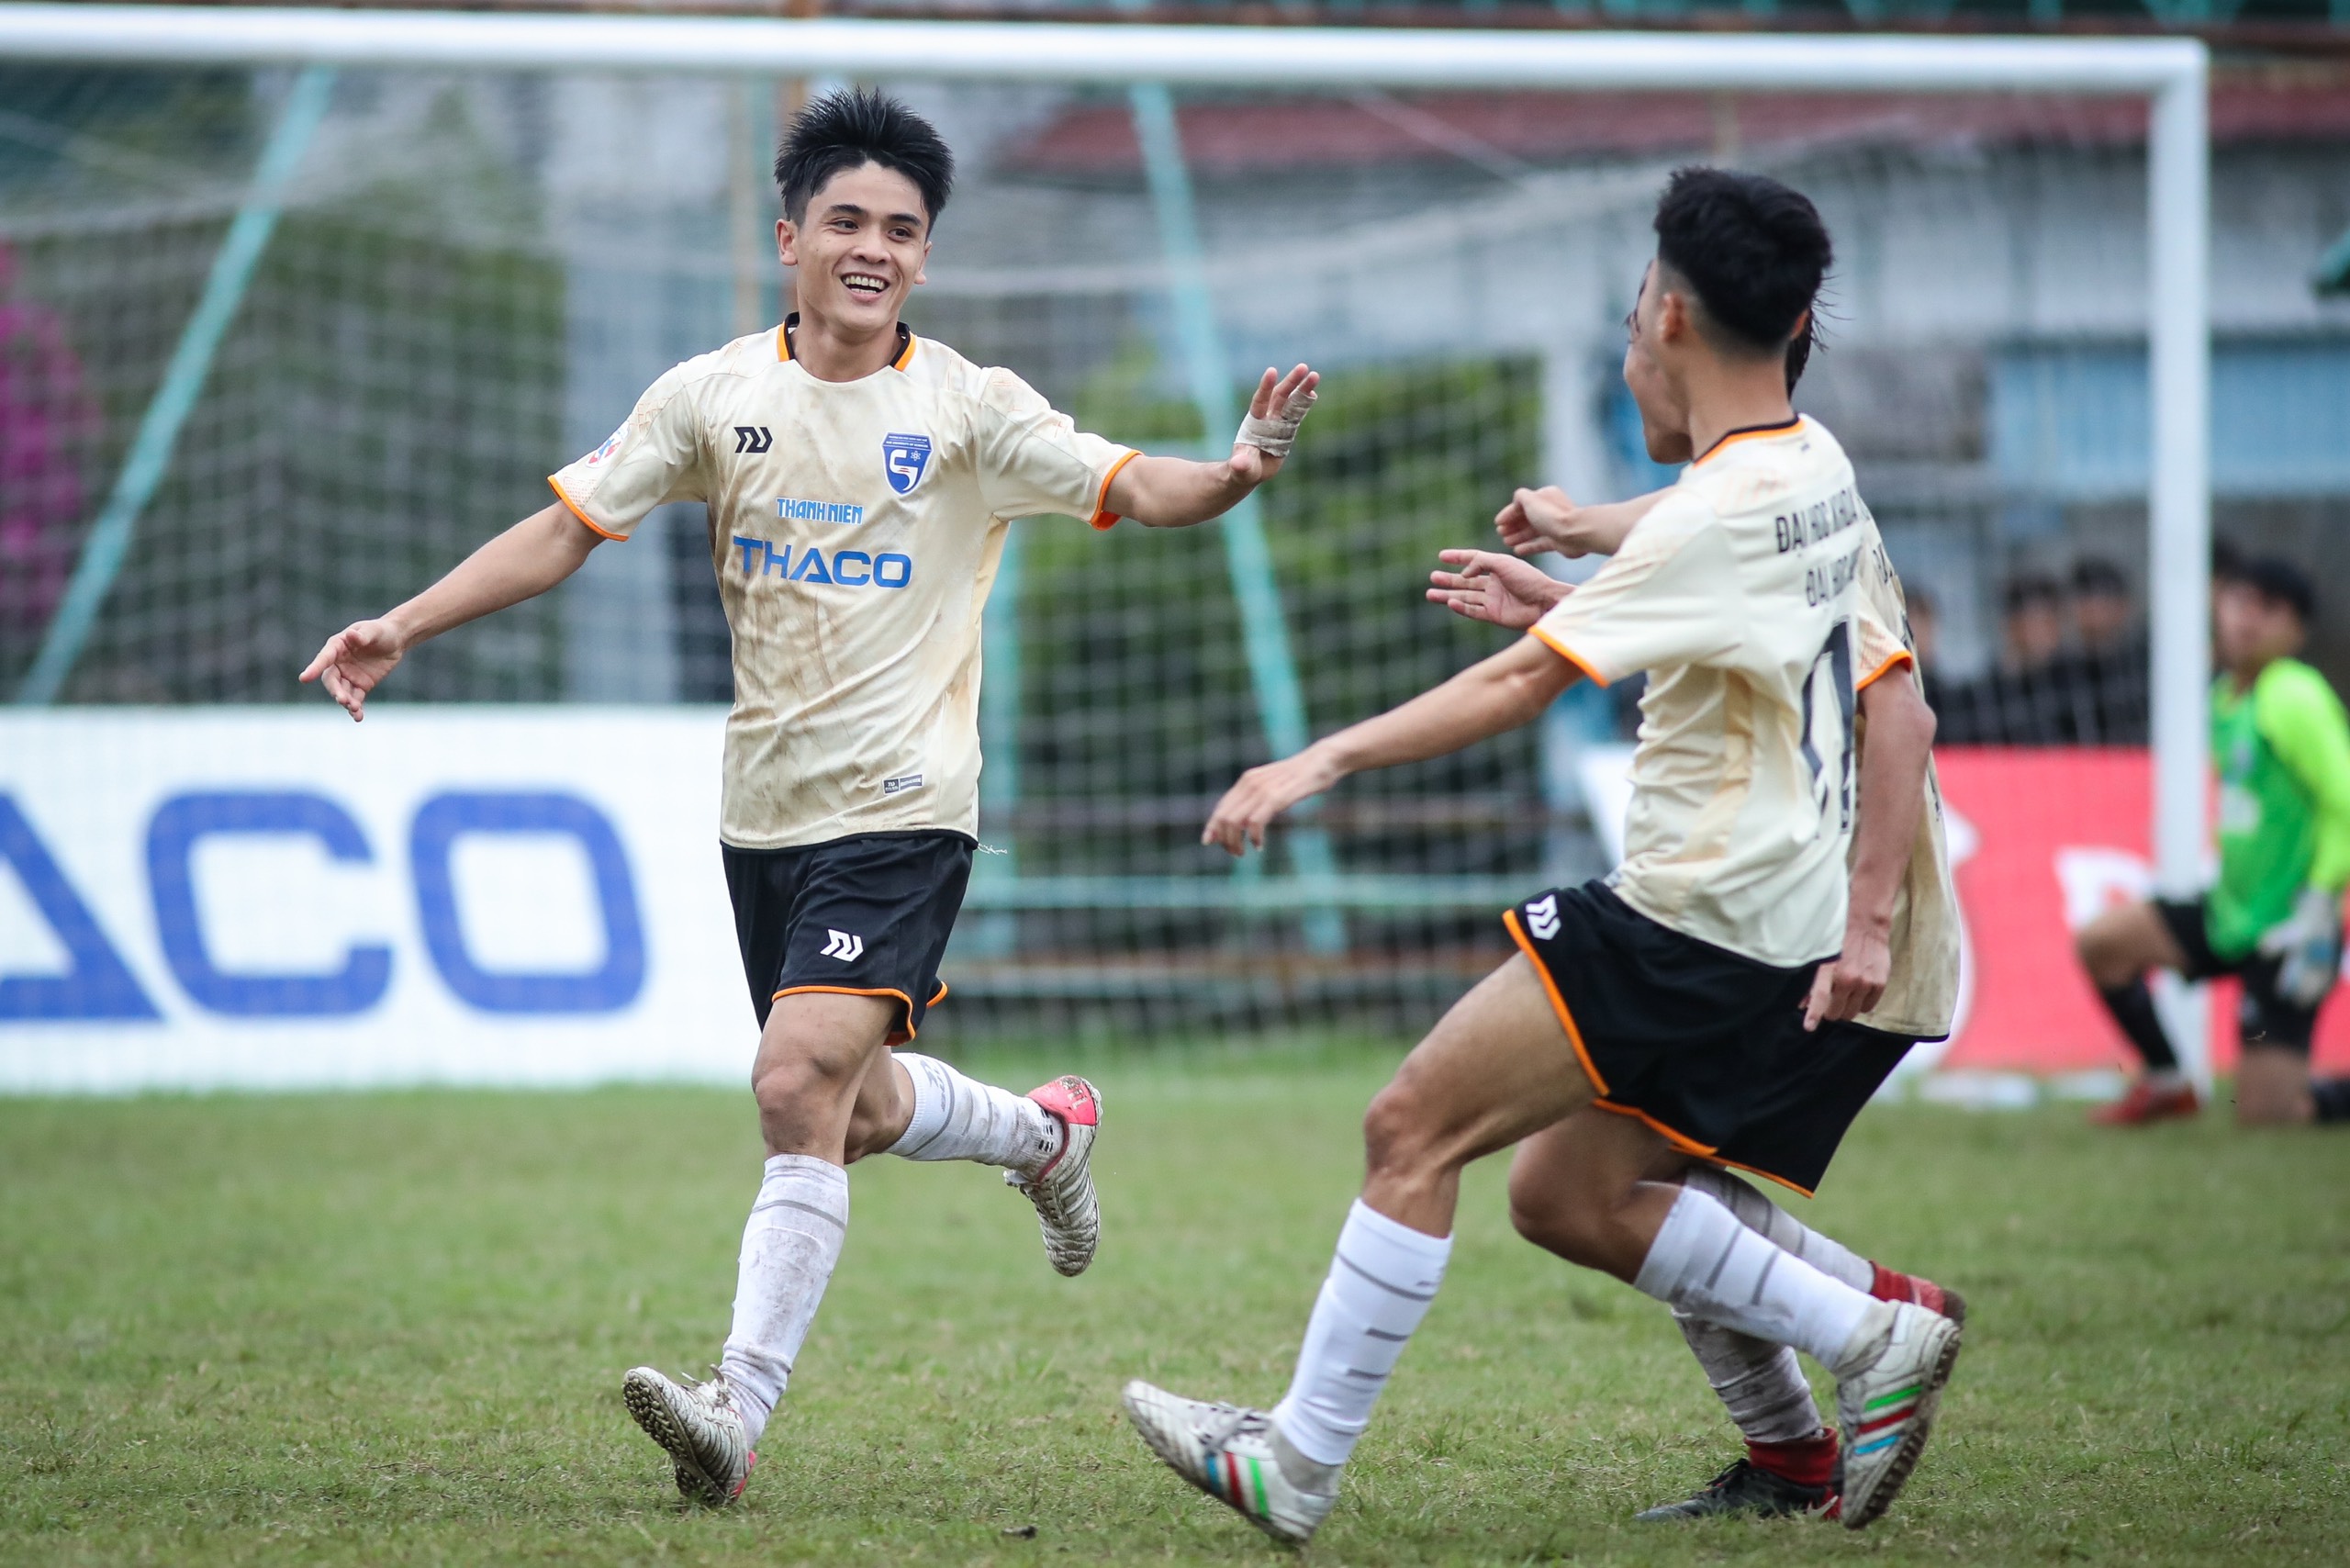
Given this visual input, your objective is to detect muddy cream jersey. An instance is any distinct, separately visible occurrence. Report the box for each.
[1850,522,1963,1040]
[548,323,1136,849]
[1528,416,1868,968]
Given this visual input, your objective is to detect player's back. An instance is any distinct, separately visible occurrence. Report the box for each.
[1530,415,1867,968]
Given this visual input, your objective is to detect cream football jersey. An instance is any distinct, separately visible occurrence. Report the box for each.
[548,321,1136,849]
[1850,521,1963,1040]
[1528,416,1869,968]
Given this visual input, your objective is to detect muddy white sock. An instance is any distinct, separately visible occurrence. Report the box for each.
[884,1052,1060,1174]
[1680,1166,1873,1293]
[1674,1310,1824,1444]
[1633,1186,1873,1370]
[718,1154,847,1448]
[1270,1200,1452,1470]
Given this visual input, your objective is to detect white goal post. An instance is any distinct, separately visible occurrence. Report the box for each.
[0,6,2213,1079]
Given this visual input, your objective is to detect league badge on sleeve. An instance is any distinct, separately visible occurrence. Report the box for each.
[882,432,933,495]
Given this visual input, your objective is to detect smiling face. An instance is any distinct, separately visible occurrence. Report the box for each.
[777,161,932,337]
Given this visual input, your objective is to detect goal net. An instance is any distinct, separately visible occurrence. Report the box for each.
[3,14,2278,1091]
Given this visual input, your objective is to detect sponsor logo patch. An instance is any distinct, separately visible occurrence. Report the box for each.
[775,498,865,527]
[734,425,773,454]
[882,432,932,495]
[882,773,924,797]
[1527,893,1561,942]
[820,929,864,962]
[584,426,623,465]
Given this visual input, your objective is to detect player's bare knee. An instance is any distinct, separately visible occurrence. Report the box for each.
[1505,1172,1605,1264]
[1360,1081,1445,1183]
[751,1045,859,1120]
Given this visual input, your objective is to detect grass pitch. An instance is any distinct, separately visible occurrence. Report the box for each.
[3,1045,2346,1566]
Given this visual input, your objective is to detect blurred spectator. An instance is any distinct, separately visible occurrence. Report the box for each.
[1939,574,2072,744]
[2050,557,2149,744]
[1904,584,1953,719]
[0,241,97,679]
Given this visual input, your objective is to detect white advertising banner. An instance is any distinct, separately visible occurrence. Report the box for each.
[0,708,757,1092]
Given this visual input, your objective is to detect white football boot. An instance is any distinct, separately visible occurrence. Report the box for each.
[1122,1381,1338,1545]
[1831,1299,1963,1529]
[621,1366,755,1506]
[1005,1075,1102,1277]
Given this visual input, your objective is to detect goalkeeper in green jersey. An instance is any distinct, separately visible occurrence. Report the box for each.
[2076,554,2350,1126]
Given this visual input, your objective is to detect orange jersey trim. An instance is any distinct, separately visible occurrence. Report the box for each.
[1527,625,1610,689]
[776,317,913,371]
[1088,449,1142,531]
[546,475,625,542]
[1856,647,1918,693]
[1693,415,1804,466]
[1501,906,1607,1097]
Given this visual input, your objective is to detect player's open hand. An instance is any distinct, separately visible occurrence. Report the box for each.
[1803,924,1890,1030]
[300,618,407,722]
[1203,746,1342,857]
[1427,549,1568,631]
[1226,364,1319,487]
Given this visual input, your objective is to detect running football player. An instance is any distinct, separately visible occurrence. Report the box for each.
[1121,168,1960,1542]
[2075,553,2350,1126]
[1435,499,1965,1522]
[299,89,1321,1506]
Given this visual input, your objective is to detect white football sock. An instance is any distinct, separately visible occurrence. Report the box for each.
[718,1153,848,1449]
[1271,1200,1452,1470]
[1674,1311,1823,1445]
[884,1052,1061,1174]
[1680,1166,1873,1293]
[1634,1186,1874,1372]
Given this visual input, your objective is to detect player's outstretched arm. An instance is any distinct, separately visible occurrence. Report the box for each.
[1496,487,1669,559]
[1804,663,1936,1029]
[1426,549,1570,630]
[1203,635,1578,856]
[299,502,601,721]
[1104,364,1318,528]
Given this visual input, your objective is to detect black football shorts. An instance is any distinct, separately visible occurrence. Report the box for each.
[1504,879,1915,1196]
[2153,895,2319,1054]
[722,830,973,1041]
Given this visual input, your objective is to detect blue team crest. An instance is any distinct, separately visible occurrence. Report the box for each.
[882,432,933,495]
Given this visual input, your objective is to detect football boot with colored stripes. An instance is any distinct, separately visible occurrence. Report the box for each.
[1831,1300,1963,1529]
[1006,1075,1102,1277]
[621,1366,755,1506]
[1121,1381,1337,1545]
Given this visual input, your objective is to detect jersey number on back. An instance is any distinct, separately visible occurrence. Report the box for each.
[1800,620,1857,839]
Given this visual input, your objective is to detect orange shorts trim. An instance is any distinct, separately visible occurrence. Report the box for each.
[1856,648,1917,693]
[1591,1100,1818,1198]
[1502,906,1607,1097]
[770,980,950,1043]
[546,475,625,542]
[1089,449,1142,530]
[1527,626,1609,689]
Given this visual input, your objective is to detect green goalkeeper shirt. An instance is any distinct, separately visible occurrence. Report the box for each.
[2207,657,2350,958]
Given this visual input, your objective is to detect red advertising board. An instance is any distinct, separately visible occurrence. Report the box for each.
[1932,747,2350,1074]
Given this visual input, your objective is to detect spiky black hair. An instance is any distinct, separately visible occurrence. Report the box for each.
[1653,166,1833,360]
[773,87,954,228]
